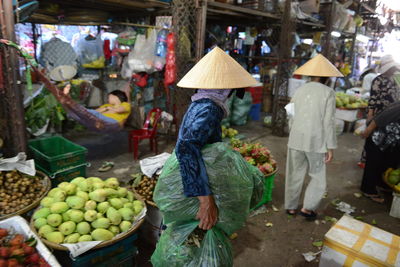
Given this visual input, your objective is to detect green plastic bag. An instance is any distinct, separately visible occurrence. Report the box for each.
[154,142,264,235]
[151,221,233,267]
[231,92,253,126]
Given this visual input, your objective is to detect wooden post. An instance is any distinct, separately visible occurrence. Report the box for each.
[195,0,207,61]
[0,0,28,156]
[323,2,334,59]
[271,0,294,136]
[348,3,362,75]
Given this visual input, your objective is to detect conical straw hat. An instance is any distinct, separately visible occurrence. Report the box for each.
[177,46,258,89]
[294,54,344,77]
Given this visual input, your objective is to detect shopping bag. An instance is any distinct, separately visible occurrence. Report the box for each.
[154,142,264,235]
[151,221,233,267]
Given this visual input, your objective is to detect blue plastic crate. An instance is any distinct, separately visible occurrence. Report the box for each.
[54,233,138,267]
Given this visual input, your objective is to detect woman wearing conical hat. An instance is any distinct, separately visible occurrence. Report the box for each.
[285,54,343,220]
[175,46,257,230]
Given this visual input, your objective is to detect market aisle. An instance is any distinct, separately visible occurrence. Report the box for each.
[232,121,400,267]
[70,121,400,267]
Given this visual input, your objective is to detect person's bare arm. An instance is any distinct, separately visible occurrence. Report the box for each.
[367,109,374,123]
[96,107,108,113]
[104,105,128,114]
[362,120,377,139]
[325,149,333,163]
[196,195,218,230]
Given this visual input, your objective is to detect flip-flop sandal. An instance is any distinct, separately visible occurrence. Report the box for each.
[300,210,317,220]
[363,193,385,204]
[98,161,114,172]
[286,209,297,216]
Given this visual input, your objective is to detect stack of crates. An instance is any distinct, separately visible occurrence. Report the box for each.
[28,136,88,186]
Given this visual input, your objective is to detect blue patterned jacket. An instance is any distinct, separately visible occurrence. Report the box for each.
[175,99,224,197]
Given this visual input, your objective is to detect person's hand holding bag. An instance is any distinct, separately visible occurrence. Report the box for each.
[196,195,218,230]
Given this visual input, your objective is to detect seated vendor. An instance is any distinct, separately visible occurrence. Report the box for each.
[63,85,131,126]
[96,90,131,125]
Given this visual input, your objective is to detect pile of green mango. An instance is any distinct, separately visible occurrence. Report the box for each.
[336,92,368,109]
[32,177,144,244]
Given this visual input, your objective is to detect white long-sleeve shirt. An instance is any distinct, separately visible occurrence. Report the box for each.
[288,81,337,153]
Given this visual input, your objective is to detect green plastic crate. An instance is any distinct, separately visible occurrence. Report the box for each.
[252,172,276,210]
[29,136,87,173]
[36,163,87,186]
[53,233,138,267]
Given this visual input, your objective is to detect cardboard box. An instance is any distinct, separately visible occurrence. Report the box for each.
[320,215,400,266]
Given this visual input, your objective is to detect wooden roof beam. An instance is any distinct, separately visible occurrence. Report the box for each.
[96,0,168,9]
[207,1,280,20]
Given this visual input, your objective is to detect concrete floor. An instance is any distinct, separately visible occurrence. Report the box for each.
[67,120,400,267]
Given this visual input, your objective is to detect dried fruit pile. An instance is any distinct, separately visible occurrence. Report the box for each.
[32,177,144,244]
[0,228,50,267]
[231,139,277,176]
[0,171,47,217]
[132,175,157,202]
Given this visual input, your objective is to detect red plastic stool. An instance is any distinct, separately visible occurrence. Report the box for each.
[128,108,162,160]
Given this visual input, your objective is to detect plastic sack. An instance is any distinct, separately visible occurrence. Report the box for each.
[154,142,264,235]
[117,28,137,46]
[76,36,105,69]
[354,119,366,136]
[164,33,177,86]
[151,221,232,267]
[124,29,157,75]
[230,92,252,126]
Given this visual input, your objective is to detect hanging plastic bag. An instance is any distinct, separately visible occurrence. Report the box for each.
[164,32,176,86]
[154,142,264,235]
[76,35,105,69]
[151,221,233,267]
[121,34,145,78]
[124,29,157,74]
[117,28,137,46]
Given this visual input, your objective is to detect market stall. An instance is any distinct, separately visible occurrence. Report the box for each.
[0,152,147,266]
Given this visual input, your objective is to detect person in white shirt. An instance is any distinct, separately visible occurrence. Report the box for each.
[361,68,378,94]
[285,54,343,220]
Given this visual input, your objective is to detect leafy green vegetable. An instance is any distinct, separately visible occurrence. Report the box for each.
[25,88,66,134]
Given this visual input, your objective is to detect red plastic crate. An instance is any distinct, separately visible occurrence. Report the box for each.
[246,86,263,104]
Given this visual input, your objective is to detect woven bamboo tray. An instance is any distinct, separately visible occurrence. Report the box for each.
[0,171,51,221]
[29,199,146,251]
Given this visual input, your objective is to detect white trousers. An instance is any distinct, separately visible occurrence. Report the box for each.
[285,148,326,211]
